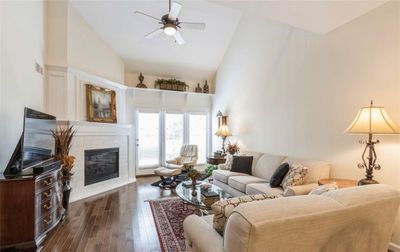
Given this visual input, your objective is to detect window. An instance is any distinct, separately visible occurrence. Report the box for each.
[136,110,209,169]
[137,111,160,168]
[189,114,207,163]
[165,113,184,161]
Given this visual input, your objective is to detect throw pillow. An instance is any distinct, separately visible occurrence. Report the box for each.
[309,183,338,195]
[224,154,233,170]
[280,162,308,190]
[211,193,281,234]
[269,162,290,187]
[230,156,253,175]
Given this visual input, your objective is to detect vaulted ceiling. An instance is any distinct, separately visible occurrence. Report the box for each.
[71,0,242,81]
[71,0,387,81]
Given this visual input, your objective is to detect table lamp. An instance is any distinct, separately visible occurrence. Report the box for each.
[346,100,400,185]
[215,115,232,154]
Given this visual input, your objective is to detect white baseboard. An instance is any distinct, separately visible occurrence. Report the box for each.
[389,242,400,252]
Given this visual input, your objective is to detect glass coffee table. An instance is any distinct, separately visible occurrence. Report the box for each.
[175,180,231,214]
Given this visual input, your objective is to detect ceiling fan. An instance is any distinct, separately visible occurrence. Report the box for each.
[134,0,206,45]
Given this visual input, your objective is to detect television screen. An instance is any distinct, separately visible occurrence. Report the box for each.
[22,108,56,169]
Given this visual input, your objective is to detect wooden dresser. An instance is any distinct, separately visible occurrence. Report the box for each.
[0,166,64,250]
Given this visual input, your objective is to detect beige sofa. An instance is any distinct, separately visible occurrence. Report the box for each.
[183,184,400,252]
[212,151,330,197]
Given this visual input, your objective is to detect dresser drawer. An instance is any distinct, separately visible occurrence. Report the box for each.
[35,189,62,219]
[36,207,63,238]
[36,183,61,203]
[35,170,60,192]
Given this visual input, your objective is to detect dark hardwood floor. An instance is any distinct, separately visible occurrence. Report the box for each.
[42,176,175,252]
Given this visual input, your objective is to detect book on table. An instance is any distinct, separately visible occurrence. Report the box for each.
[201,190,219,198]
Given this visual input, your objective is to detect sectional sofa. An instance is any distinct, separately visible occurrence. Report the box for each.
[184,184,400,252]
[212,151,331,197]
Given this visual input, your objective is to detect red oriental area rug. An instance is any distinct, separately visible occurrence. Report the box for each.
[148,197,200,252]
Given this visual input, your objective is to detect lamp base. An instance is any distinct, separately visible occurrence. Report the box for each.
[357,178,379,186]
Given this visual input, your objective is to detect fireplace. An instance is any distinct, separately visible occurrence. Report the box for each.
[84,147,119,186]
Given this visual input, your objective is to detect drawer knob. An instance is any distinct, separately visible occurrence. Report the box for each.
[43,217,52,225]
[43,203,52,210]
[43,178,53,186]
[43,191,52,198]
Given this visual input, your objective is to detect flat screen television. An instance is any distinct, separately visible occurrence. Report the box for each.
[5,108,56,174]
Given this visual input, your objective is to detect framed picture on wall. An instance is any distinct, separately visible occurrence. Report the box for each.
[86,84,117,123]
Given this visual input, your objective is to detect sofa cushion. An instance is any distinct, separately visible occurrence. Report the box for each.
[283,157,330,184]
[281,163,308,190]
[253,154,287,181]
[231,156,253,175]
[212,170,248,184]
[224,154,233,170]
[246,183,284,196]
[211,193,281,233]
[269,162,289,187]
[228,176,267,192]
[239,151,264,174]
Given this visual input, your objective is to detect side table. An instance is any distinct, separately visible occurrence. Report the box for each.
[206,155,226,165]
[318,178,357,189]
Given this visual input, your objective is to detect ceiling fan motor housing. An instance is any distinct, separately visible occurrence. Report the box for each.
[161,14,179,27]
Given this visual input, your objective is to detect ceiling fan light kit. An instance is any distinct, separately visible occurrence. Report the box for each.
[134,0,206,45]
[163,23,176,36]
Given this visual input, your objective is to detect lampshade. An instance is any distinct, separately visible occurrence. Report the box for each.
[346,102,400,134]
[215,125,232,137]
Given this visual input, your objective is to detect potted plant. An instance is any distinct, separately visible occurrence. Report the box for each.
[227,142,240,155]
[52,122,76,212]
[187,168,201,196]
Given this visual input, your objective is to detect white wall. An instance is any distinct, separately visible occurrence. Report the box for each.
[213,1,400,244]
[67,4,125,84]
[45,1,125,84]
[0,1,45,171]
[125,72,213,93]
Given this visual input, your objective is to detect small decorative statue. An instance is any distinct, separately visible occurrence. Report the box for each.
[136,72,147,88]
[203,80,209,93]
[195,83,202,93]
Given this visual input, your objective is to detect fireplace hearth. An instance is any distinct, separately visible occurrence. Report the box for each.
[84,147,119,186]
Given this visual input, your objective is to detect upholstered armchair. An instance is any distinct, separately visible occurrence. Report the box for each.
[165,145,198,170]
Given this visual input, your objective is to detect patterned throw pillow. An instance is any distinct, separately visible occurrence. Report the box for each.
[280,163,308,190]
[224,154,233,170]
[309,183,338,195]
[211,194,281,234]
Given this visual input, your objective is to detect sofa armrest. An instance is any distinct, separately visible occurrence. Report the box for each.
[183,160,197,167]
[218,163,226,170]
[283,183,319,196]
[183,215,224,252]
[166,158,179,165]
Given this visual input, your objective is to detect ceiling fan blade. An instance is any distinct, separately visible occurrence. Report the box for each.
[180,22,206,30]
[145,28,163,39]
[173,31,185,45]
[134,11,160,22]
[168,2,182,20]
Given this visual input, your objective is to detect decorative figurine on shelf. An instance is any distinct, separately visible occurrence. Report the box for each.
[195,83,202,93]
[136,72,147,88]
[203,80,209,93]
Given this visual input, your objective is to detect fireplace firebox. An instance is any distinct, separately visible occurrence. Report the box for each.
[84,147,119,186]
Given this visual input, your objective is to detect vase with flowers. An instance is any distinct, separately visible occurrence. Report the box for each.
[52,122,76,212]
[187,168,201,196]
[227,141,240,155]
